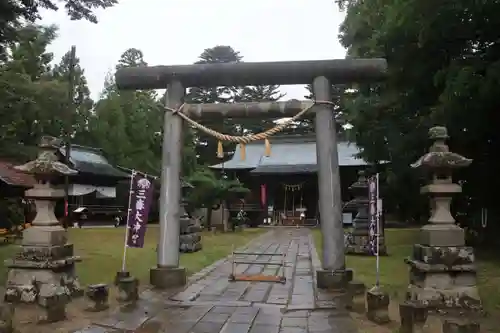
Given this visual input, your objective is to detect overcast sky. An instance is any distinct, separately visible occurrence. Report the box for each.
[40,0,346,101]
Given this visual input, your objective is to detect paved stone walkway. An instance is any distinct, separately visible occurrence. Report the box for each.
[75,228,358,333]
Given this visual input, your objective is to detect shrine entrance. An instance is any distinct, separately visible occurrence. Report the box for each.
[279,183,305,225]
[115,58,387,290]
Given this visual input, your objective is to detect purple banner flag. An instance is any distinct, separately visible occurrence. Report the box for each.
[368,175,378,255]
[126,173,154,248]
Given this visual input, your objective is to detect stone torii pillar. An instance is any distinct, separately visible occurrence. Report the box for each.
[115,58,388,289]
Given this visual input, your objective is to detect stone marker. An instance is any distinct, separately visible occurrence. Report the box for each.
[3,136,82,323]
[406,126,481,311]
[366,285,390,324]
[85,284,109,312]
[38,284,69,322]
[399,300,428,333]
[443,318,480,333]
[117,276,139,303]
[114,271,130,286]
[210,205,230,232]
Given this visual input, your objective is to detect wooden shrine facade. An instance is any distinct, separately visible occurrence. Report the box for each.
[210,135,368,226]
[57,145,130,221]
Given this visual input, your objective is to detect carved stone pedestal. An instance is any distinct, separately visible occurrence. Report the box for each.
[407,127,481,311]
[405,240,480,309]
[316,268,353,290]
[3,137,82,323]
[37,286,69,322]
[86,284,109,312]
[117,276,139,303]
[150,266,186,289]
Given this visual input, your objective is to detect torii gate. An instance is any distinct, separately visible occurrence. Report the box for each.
[115,58,387,290]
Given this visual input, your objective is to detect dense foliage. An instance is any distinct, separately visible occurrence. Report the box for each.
[0,23,288,227]
[3,0,500,244]
[336,0,500,245]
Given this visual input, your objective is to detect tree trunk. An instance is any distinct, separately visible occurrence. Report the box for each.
[222,201,229,232]
[206,206,213,230]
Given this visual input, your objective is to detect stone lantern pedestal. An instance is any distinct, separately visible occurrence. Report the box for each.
[4,136,82,322]
[346,171,386,255]
[405,127,481,311]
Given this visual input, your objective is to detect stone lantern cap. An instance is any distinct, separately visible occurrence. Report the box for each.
[411,126,472,170]
[349,170,369,192]
[14,136,78,177]
[345,170,369,210]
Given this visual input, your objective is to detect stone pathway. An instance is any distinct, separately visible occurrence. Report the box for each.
[74,228,358,333]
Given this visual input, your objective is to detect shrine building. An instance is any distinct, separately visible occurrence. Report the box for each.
[210,135,369,226]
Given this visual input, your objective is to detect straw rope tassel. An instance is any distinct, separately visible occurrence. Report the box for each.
[217,140,224,159]
[264,138,271,157]
[240,143,246,160]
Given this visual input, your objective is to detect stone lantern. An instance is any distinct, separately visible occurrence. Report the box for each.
[345,170,386,255]
[4,136,82,322]
[406,126,481,310]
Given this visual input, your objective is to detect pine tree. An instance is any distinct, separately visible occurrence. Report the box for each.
[186,45,285,166]
[52,50,94,145]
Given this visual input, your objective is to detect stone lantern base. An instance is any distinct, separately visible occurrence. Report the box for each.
[4,225,83,312]
[404,231,481,311]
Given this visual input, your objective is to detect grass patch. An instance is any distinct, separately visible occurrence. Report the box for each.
[312,228,500,316]
[0,226,265,286]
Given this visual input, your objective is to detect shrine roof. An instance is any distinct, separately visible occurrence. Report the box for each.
[0,160,36,187]
[60,145,129,179]
[116,166,193,188]
[210,135,368,174]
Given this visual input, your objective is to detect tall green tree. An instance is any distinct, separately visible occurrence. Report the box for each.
[298,84,350,138]
[90,49,160,173]
[52,49,94,145]
[336,0,500,241]
[186,45,284,166]
[92,81,132,166]
[185,46,242,166]
[234,85,285,136]
[0,24,68,154]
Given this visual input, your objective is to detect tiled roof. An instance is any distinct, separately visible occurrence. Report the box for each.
[210,135,367,173]
[60,146,129,179]
[0,161,36,187]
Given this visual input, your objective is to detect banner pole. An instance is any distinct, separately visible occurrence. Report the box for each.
[121,170,135,272]
[375,173,380,287]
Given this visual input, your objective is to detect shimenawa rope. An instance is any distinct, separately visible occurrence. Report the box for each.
[164,100,334,160]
